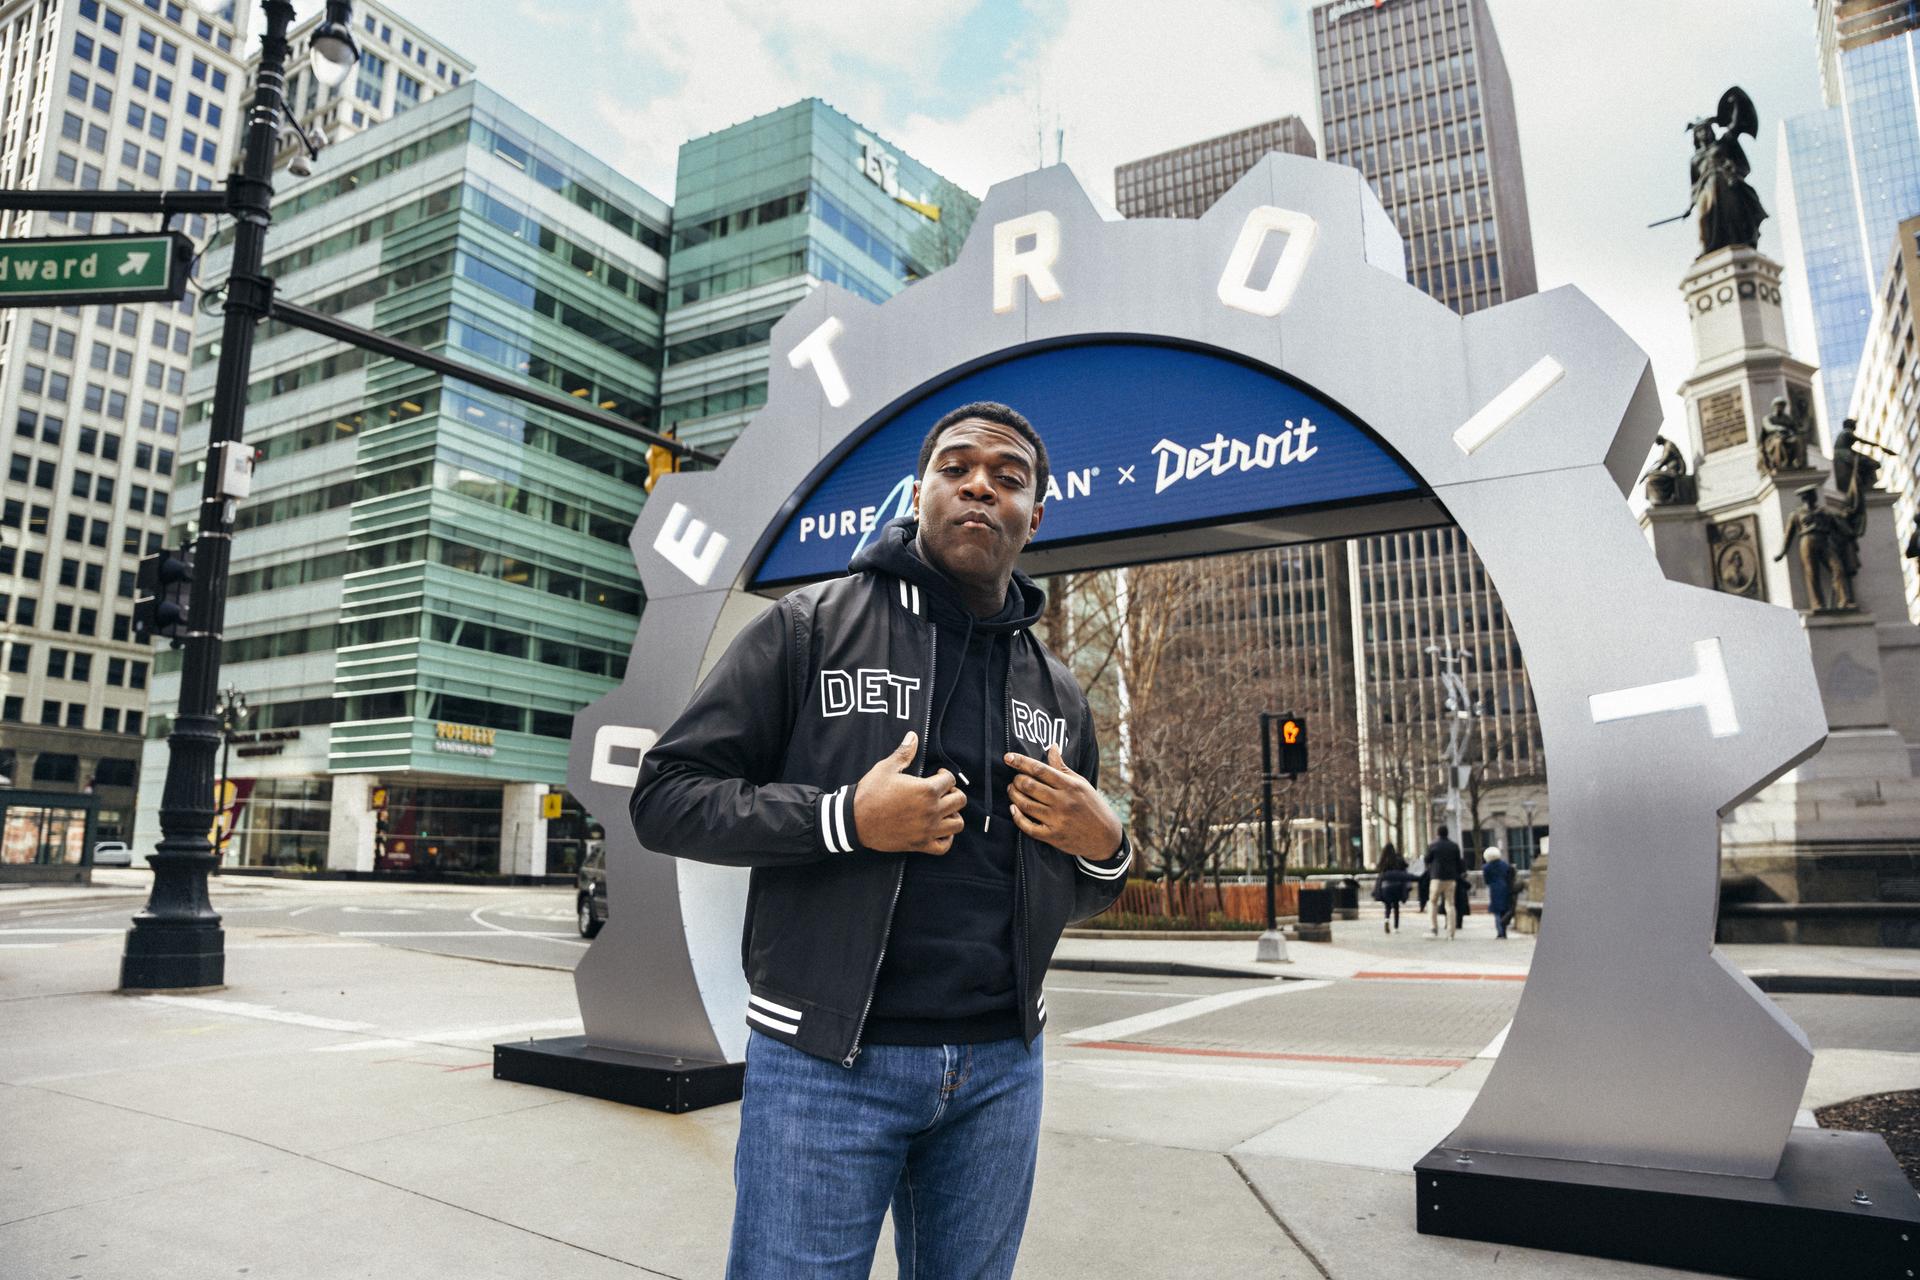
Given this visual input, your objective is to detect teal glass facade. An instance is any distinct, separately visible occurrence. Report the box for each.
[136,82,667,873]
[662,99,977,454]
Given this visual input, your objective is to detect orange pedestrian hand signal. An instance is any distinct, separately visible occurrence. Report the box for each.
[1282,720,1301,744]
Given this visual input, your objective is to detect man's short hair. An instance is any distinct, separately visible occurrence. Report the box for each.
[918,401,1050,501]
[1437,825,1449,839]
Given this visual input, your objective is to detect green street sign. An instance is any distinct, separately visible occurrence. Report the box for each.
[0,232,192,307]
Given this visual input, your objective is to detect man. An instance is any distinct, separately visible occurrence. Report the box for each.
[630,401,1131,1279]
[1426,825,1463,940]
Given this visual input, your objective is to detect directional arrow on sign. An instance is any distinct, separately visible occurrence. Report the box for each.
[118,252,150,276]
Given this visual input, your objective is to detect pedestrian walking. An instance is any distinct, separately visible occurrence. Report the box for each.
[630,402,1130,1279]
[1426,825,1463,939]
[1483,844,1514,939]
[1414,850,1431,912]
[1371,843,1413,933]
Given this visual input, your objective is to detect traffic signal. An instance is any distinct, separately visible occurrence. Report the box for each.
[644,428,680,494]
[133,544,195,645]
[1277,713,1308,777]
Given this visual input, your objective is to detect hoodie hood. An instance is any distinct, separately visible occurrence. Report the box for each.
[851,516,1045,629]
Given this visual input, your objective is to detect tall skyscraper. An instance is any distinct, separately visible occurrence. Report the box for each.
[662,100,977,456]
[1781,1,1920,433]
[135,83,670,876]
[261,0,471,173]
[1313,0,1545,862]
[0,0,251,842]
[1112,118,1363,871]
[1313,0,1536,315]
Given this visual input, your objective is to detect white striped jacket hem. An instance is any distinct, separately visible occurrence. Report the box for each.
[746,992,804,1035]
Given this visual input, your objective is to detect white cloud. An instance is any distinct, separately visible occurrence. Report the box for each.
[593,0,983,197]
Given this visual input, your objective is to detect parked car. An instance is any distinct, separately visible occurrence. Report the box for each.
[91,841,132,867]
[576,840,608,938]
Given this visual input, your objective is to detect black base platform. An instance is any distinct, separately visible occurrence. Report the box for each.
[1416,1127,1919,1280]
[493,1035,743,1113]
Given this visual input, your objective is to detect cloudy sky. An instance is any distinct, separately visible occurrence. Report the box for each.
[384,0,1824,437]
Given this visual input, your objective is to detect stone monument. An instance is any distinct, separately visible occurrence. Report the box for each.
[1645,89,1920,946]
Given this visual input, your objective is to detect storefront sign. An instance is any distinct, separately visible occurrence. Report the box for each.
[433,721,497,758]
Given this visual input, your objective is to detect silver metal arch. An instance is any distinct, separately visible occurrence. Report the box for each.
[567,156,1827,1179]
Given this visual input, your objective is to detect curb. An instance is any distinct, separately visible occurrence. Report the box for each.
[1747,973,1920,999]
[1048,957,1298,981]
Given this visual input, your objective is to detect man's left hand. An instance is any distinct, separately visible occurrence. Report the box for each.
[1005,746,1124,861]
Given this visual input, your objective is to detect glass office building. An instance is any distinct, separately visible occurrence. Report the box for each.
[133,82,669,876]
[1311,0,1546,863]
[662,99,976,456]
[0,0,251,843]
[1781,8,1920,434]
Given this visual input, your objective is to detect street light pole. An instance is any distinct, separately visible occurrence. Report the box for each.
[1256,711,1288,963]
[118,0,306,990]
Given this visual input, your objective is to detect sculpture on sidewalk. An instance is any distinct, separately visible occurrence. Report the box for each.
[1687,86,1768,256]
[1640,434,1697,505]
[1759,396,1809,475]
[1775,484,1858,611]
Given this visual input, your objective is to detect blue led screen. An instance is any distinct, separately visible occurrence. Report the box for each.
[751,340,1423,587]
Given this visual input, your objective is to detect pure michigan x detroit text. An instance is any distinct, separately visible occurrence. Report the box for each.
[795,417,1321,546]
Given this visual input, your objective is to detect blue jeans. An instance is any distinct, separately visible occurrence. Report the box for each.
[727,1030,1045,1279]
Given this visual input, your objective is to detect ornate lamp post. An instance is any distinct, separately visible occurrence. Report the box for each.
[118,0,360,991]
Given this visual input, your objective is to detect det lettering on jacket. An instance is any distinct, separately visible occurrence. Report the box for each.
[821,668,921,719]
[1011,699,1068,754]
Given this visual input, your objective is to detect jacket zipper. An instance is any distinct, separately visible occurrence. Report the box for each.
[1007,663,1035,1043]
[843,622,934,1068]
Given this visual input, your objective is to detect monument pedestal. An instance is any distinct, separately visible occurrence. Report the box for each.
[493,1036,742,1113]
[1719,610,1920,946]
[1417,1128,1920,1280]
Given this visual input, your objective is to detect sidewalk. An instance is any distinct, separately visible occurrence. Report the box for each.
[1058,910,1920,994]
[5,908,1917,1276]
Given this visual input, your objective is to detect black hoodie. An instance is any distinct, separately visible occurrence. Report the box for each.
[852,524,1044,1045]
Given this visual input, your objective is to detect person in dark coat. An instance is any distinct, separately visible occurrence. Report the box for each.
[1426,826,1463,939]
[1483,845,1515,939]
[1371,843,1414,933]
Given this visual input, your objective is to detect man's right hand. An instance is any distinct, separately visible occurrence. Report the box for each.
[850,731,966,855]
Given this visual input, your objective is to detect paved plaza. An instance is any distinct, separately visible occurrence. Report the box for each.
[3,874,1917,1277]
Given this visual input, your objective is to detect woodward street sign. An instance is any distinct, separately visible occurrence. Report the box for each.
[0,232,191,307]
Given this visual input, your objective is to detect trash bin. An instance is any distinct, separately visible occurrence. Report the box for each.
[1298,887,1333,925]
[1334,877,1360,920]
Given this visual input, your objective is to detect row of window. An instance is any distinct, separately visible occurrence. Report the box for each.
[359,10,458,82]
[0,507,162,557]
[13,410,173,472]
[10,642,148,687]
[0,693,143,735]
[78,0,234,55]
[0,587,107,637]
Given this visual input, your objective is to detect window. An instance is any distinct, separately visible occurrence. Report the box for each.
[113,349,132,377]
[129,660,147,689]
[137,28,154,53]
[159,39,176,65]
[136,442,152,468]
[93,84,112,111]
[149,113,166,140]
[35,460,55,489]
[150,490,167,516]
[107,657,126,685]
[48,650,70,680]
[101,434,120,461]
[49,373,70,400]
[129,483,147,512]
[12,598,30,626]
[83,564,102,592]
[89,519,108,548]
[53,330,76,359]
[199,138,215,164]
[204,104,221,129]
[59,558,79,587]
[55,153,78,181]
[28,321,50,350]
[126,710,143,735]
[111,614,130,642]
[121,139,141,167]
[42,701,61,727]
[155,76,172,102]
[127,102,145,128]
[189,55,205,80]
[94,475,114,502]
[86,124,107,153]
[211,69,227,91]
[179,128,195,155]
[79,426,96,453]
[60,113,83,143]
[79,608,97,636]
[69,72,89,101]
[98,47,118,73]
[105,9,122,33]
[53,603,73,631]
[2,698,19,722]
[65,703,86,729]
[101,707,120,733]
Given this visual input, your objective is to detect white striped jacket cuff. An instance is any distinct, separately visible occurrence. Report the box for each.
[1075,833,1132,880]
[817,782,858,854]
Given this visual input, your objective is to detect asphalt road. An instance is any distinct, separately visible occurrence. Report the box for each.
[5,879,1918,1061]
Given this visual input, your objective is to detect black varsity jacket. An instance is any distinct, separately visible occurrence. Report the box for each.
[628,540,1132,1067]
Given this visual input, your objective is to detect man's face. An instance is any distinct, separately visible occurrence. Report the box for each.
[913,418,1045,586]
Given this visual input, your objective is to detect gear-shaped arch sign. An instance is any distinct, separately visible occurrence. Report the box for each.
[565,156,1826,1181]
